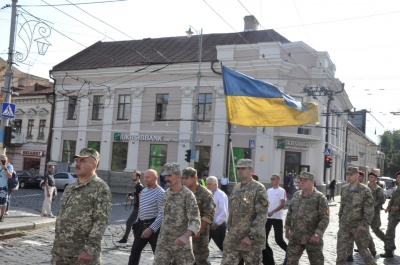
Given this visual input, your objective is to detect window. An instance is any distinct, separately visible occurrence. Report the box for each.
[155,94,169,121]
[27,119,34,138]
[148,144,167,173]
[117,95,130,120]
[298,127,311,135]
[38,119,46,138]
[62,140,76,163]
[111,142,128,171]
[13,119,22,134]
[87,141,101,151]
[67,96,77,120]
[198,93,212,121]
[92,95,104,120]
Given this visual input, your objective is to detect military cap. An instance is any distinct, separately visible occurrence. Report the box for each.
[346,166,359,175]
[235,159,253,168]
[182,167,197,178]
[298,171,315,180]
[73,148,100,163]
[368,172,377,178]
[161,163,181,176]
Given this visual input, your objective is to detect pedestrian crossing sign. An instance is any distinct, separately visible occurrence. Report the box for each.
[1,103,16,118]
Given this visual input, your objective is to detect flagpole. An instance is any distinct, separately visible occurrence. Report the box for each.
[230,140,237,184]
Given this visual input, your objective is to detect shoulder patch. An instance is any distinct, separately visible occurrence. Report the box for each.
[326,208,330,215]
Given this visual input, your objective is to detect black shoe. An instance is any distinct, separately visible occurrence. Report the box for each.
[380,251,394,258]
[346,255,354,262]
[117,238,127,243]
[354,249,359,252]
[371,251,376,258]
[0,215,3,222]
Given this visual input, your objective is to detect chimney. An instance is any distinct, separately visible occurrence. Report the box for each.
[244,15,259,31]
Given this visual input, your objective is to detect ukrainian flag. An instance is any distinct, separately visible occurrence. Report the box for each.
[222,66,319,127]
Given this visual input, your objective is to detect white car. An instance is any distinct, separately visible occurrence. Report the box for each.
[379,176,396,199]
[40,172,78,190]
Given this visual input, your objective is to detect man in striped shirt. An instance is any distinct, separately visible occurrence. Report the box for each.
[128,169,165,265]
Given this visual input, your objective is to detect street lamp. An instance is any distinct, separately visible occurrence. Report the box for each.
[186,26,203,167]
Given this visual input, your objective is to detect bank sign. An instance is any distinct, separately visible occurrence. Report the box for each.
[114,133,202,143]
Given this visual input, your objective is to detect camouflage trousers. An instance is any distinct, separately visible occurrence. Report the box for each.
[384,217,400,251]
[347,227,375,255]
[51,254,101,265]
[221,238,262,265]
[192,226,211,265]
[370,209,385,241]
[153,235,195,265]
[286,239,324,265]
[337,226,376,265]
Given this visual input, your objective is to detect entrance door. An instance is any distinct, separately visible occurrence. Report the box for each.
[284,151,301,176]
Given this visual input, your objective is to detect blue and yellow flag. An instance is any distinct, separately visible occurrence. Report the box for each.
[222,66,319,127]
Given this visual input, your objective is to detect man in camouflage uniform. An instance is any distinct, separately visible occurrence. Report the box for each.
[381,171,400,258]
[284,171,330,265]
[153,163,201,265]
[368,172,386,241]
[337,166,376,265]
[221,159,269,265]
[181,167,215,265]
[51,148,112,265]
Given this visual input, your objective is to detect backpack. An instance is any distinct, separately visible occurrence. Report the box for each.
[8,171,19,190]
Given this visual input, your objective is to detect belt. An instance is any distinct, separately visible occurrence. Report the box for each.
[138,218,156,228]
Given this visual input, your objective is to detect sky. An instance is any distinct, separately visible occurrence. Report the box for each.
[1,0,400,131]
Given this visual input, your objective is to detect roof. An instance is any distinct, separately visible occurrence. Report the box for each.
[14,83,53,96]
[52,30,290,71]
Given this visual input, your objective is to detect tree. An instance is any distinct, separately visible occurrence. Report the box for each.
[380,130,400,176]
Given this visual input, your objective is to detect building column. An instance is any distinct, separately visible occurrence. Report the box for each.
[210,86,226,177]
[98,90,114,171]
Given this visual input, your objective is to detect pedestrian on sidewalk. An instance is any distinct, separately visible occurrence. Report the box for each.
[0,154,13,222]
[336,166,376,265]
[381,171,400,258]
[221,159,269,265]
[206,176,228,252]
[128,169,165,265]
[117,170,143,244]
[51,148,112,265]
[285,171,330,265]
[220,175,229,194]
[181,167,215,265]
[263,173,288,265]
[41,165,56,218]
[329,179,336,201]
[152,163,200,265]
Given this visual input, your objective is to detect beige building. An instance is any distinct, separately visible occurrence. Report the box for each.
[50,18,354,190]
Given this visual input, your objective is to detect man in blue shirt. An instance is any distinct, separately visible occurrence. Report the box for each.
[0,154,13,222]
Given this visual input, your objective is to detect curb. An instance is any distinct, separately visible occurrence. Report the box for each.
[0,218,56,234]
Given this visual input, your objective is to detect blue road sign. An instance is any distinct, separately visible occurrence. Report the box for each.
[1,103,16,118]
[249,139,255,149]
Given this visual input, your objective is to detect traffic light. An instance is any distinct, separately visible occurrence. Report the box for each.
[3,126,15,148]
[185,150,191,162]
[324,156,332,169]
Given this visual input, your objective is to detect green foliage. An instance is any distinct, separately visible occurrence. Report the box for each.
[380,130,400,176]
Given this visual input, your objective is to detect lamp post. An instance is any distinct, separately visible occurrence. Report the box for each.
[186,26,203,167]
[1,1,52,154]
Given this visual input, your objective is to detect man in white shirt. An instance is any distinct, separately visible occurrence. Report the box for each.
[263,174,288,265]
[206,176,229,251]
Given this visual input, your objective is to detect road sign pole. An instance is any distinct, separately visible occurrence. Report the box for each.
[1,0,18,154]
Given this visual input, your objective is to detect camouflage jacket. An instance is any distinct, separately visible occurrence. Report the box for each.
[53,174,112,259]
[159,185,200,238]
[339,183,374,228]
[194,184,215,224]
[368,183,385,210]
[387,187,400,220]
[285,188,330,244]
[227,178,269,247]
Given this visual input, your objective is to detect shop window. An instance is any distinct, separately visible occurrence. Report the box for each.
[112,142,128,171]
[92,95,104,120]
[198,93,212,121]
[117,94,130,120]
[148,144,167,173]
[62,140,76,163]
[155,94,169,121]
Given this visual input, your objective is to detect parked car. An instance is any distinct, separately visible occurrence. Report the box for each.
[40,172,78,190]
[379,176,396,199]
[16,171,43,189]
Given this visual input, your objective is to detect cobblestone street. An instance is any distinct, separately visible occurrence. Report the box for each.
[1,189,399,264]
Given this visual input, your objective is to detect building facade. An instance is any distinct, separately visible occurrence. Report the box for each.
[50,25,353,190]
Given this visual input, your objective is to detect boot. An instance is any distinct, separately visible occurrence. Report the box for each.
[380,250,394,258]
[346,255,354,262]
